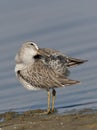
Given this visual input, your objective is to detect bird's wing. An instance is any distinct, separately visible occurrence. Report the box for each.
[39,48,61,56]
[39,48,87,67]
[18,61,79,90]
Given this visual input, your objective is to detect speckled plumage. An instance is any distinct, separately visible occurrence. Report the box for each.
[38,48,87,76]
[17,60,79,91]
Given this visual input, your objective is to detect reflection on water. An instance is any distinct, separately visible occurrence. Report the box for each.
[0,0,97,113]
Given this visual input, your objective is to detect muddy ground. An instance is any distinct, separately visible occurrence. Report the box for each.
[0,109,97,130]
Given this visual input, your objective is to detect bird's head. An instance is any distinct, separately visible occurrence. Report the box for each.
[15,41,40,64]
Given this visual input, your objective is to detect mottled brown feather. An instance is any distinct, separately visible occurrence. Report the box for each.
[18,60,79,90]
[38,48,61,56]
[38,48,87,68]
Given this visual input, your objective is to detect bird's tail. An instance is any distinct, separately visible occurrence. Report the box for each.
[66,56,88,67]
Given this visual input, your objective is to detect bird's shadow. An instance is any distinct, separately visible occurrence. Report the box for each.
[57,101,97,110]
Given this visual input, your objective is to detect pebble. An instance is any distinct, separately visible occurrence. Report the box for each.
[60,122,64,125]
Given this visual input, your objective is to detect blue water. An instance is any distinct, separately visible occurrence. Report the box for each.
[0,0,97,113]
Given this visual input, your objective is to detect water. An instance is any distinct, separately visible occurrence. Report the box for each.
[0,0,97,113]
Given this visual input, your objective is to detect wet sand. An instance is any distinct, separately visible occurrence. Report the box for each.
[0,109,97,130]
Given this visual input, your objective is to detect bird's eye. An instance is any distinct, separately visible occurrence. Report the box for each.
[30,43,34,46]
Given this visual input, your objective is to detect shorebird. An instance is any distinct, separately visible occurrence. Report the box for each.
[15,41,87,114]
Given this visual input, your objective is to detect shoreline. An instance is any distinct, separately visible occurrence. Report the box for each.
[0,108,97,130]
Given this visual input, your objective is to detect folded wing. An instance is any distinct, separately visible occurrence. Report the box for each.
[18,61,80,90]
[39,48,87,68]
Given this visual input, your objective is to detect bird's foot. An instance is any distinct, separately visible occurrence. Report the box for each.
[51,108,55,113]
[34,108,57,115]
[47,108,57,114]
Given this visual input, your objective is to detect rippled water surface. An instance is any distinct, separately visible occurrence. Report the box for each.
[0,0,97,113]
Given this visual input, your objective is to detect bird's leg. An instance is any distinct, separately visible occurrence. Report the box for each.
[52,89,56,112]
[47,90,51,114]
